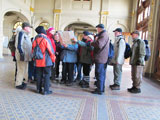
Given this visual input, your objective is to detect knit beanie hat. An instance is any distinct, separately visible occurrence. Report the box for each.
[35,26,46,34]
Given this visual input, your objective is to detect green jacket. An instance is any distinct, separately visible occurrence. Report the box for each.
[130,38,146,66]
[78,40,94,64]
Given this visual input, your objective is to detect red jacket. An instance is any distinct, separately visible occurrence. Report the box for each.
[32,34,56,67]
[47,32,56,52]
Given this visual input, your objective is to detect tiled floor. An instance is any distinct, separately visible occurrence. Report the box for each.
[0,55,160,120]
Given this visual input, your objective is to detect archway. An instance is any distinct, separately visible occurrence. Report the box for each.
[2,11,29,55]
[64,22,96,40]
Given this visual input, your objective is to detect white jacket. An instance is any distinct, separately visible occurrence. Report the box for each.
[15,30,32,62]
[111,35,126,65]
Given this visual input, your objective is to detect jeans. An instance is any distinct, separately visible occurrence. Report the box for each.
[76,63,82,80]
[95,63,107,92]
[36,67,51,92]
[28,61,36,80]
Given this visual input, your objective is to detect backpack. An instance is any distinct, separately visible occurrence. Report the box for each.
[32,37,44,60]
[107,41,114,63]
[124,43,131,59]
[144,40,151,61]
[118,38,131,59]
[8,35,16,52]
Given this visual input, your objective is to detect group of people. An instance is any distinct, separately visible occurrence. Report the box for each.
[8,21,146,95]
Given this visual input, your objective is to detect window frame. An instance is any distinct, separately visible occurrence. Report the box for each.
[136,0,150,39]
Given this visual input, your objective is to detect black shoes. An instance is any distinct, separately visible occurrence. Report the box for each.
[43,91,52,95]
[110,84,120,90]
[66,82,73,86]
[79,80,89,88]
[16,82,27,90]
[91,89,103,95]
[60,80,66,84]
[128,87,141,93]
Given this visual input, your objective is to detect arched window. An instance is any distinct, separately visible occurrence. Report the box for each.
[39,22,50,30]
[13,21,22,29]
[136,0,150,40]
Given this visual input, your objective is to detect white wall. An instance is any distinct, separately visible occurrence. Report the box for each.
[107,0,132,41]
[0,0,33,58]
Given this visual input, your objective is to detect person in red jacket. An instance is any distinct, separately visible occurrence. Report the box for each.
[47,27,56,80]
[47,27,56,52]
[32,26,56,95]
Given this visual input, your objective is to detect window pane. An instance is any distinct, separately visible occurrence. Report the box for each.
[148,6,151,16]
[39,22,50,30]
[14,21,22,29]
[146,31,148,39]
[139,31,142,39]
[139,0,142,6]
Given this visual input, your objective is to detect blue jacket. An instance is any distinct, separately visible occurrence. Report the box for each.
[61,43,78,63]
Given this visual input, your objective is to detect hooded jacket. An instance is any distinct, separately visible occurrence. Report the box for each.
[47,29,56,52]
[32,34,56,67]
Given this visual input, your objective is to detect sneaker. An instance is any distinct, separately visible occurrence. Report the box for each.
[43,91,52,95]
[127,87,141,93]
[110,84,120,90]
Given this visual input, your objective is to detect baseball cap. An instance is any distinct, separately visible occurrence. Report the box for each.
[96,24,105,29]
[83,31,90,36]
[113,28,122,33]
[131,30,140,35]
[22,22,32,29]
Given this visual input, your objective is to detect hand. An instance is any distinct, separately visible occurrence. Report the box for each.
[136,60,141,65]
[63,44,68,48]
[95,36,98,41]
[52,62,55,68]
[71,38,77,43]
[20,53,24,61]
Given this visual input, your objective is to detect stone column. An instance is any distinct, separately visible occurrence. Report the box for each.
[0,0,3,58]
[100,0,109,26]
[53,0,62,31]
[144,0,160,76]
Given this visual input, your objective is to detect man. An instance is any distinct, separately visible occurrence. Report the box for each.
[15,22,32,89]
[128,30,145,93]
[91,24,109,95]
[110,28,126,90]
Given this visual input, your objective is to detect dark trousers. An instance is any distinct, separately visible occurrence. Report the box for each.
[62,62,74,83]
[28,61,36,80]
[36,67,51,92]
[95,63,107,92]
[55,58,60,77]
[82,63,91,76]
[15,62,17,81]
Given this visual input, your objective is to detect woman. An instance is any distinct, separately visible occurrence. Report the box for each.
[59,33,78,86]
[32,26,55,95]
[76,34,94,88]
